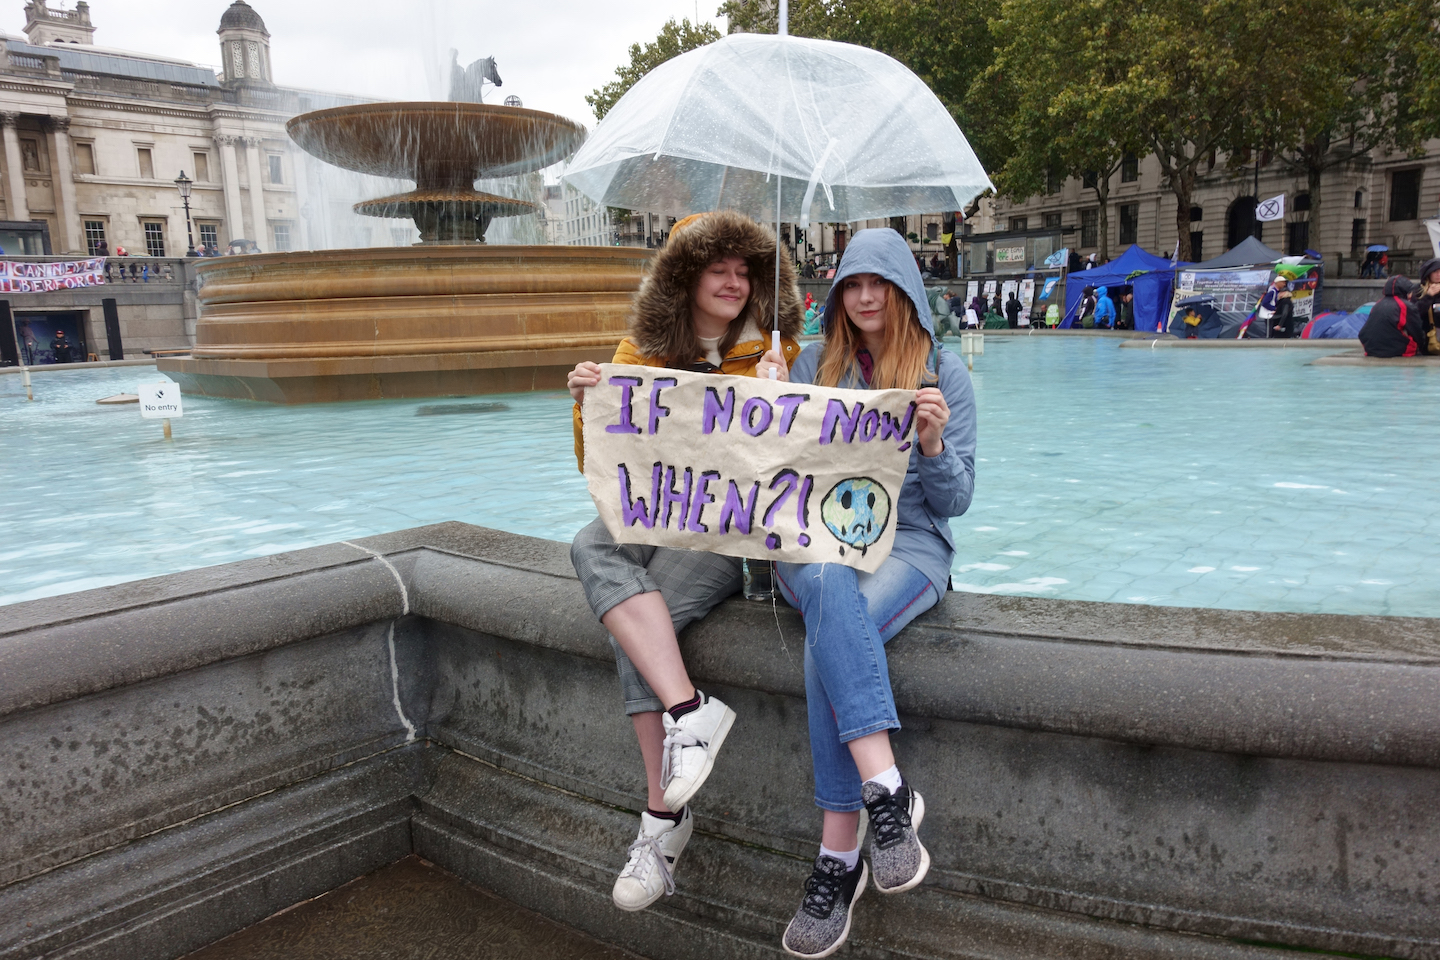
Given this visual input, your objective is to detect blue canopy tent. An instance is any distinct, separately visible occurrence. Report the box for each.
[1060,245,1184,331]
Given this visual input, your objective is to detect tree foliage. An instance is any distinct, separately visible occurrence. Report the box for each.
[586,18,722,122]
[719,0,1001,168]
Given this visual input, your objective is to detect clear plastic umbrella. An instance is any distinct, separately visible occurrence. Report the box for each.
[563,33,993,227]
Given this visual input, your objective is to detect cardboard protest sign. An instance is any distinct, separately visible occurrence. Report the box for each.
[583,364,917,572]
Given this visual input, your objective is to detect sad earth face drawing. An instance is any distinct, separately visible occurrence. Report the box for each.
[820,477,892,557]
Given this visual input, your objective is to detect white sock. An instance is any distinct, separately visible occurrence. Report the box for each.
[819,843,860,871]
[864,764,903,795]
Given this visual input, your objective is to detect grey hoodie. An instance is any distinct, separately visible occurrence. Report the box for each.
[792,228,977,595]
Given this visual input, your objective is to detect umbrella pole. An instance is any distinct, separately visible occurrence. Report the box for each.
[773,0,787,375]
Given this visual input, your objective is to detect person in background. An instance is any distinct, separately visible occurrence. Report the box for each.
[95,239,109,257]
[1358,276,1429,357]
[50,329,76,364]
[565,210,804,915]
[969,292,986,321]
[1181,306,1203,338]
[1076,286,1097,328]
[1092,286,1116,330]
[1360,251,1378,278]
[1252,277,1292,338]
[1004,290,1023,328]
[1378,252,1390,278]
[114,244,128,257]
[990,291,1003,316]
[1116,291,1135,330]
[1414,257,1440,354]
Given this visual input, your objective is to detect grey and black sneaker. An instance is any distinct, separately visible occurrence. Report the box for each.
[782,855,868,959]
[863,778,930,894]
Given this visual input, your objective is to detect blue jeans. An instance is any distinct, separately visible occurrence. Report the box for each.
[775,557,940,812]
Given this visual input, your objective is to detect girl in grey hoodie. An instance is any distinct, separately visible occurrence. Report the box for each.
[757,228,977,958]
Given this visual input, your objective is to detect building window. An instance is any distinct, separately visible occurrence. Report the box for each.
[19,138,42,173]
[925,222,939,241]
[267,154,283,185]
[1082,170,1097,189]
[1294,192,1311,212]
[193,152,210,181]
[136,147,154,180]
[83,219,106,255]
[1351,218,1367,253]
[1080,208,1098,248]
[1354,189,1364,209]
[1121,153,1138,182]
[1045,169,1061,195]
[272,223,291,251]
[1189,231,1203,261]
[1389,169,1421,221]
[142,220,165,257]
[1009,216,1028,232]
[1043,212,1062,230]
[1286,221,1310,256]
[74,141,95,176]
[1190,206,1203,222]
[198,222,218,251]
[1118,203,1139,245]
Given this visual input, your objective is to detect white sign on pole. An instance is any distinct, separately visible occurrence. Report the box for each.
[1255,194,1286,222]
[138,381,183,419]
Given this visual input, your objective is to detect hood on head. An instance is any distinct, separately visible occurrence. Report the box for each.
[1383,275,1415,299]
[629,209,802,361]
[1097,286,1109,297]
[1419,258,1440,285]
[824,228,933,338]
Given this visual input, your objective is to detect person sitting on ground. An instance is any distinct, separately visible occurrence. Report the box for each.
[1181,306,1203,339]
[565,210,803,914]
[1359,275,1430,358]
[759,228,976,958]
[1092,285,1116,330]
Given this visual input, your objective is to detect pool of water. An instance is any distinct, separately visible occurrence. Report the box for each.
[3,338,1437,617]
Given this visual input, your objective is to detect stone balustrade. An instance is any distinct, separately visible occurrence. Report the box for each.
[1,523,1436,960]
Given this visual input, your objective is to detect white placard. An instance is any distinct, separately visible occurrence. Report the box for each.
[138,381,183,419]
[583,364,917,571]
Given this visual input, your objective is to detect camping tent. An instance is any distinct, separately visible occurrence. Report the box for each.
[1060,245,1183,331]
[1166,237,1322,338]
[1187,236,1284,270]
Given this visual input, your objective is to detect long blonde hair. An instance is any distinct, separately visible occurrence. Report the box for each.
[816,278,936,389]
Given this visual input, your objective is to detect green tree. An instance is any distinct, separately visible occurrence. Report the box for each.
[978,0,1312,261]
[586,18,721,122]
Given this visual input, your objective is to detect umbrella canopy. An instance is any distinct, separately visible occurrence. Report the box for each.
[1367,244,1389,253]
[564,33,992,225]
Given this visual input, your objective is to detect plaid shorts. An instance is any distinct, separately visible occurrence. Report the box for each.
[570,517,743,715]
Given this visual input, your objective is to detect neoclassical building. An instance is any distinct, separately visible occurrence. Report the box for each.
[0,0,392,259]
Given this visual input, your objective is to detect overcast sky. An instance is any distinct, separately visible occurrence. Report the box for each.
[9,0,728,126]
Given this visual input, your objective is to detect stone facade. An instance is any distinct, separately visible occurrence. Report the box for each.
[0,0,384,258]
[991,147,1440,277]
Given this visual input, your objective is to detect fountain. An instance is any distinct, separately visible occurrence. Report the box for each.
[161,86,648,403]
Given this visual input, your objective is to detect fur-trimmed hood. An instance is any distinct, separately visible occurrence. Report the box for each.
[629,210,803,365]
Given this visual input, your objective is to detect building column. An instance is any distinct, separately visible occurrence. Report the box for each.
[243,137,267,250]
[2,113,30,222]
[214,134,244,245]
[43,116,81,252]
[291,150,313,250]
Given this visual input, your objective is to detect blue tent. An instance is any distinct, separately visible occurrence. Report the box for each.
[1061,245,1186,331]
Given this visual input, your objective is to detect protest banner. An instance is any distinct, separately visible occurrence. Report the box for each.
[583,363,917,572]
[0,258,106,292]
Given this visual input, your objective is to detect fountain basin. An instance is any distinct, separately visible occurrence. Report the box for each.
[160,245,650,403]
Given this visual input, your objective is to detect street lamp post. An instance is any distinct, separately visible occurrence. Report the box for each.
[174,171,197,257]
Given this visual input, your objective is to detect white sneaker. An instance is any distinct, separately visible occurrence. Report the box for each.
[660,690,737,812]
[612,807,694,912]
